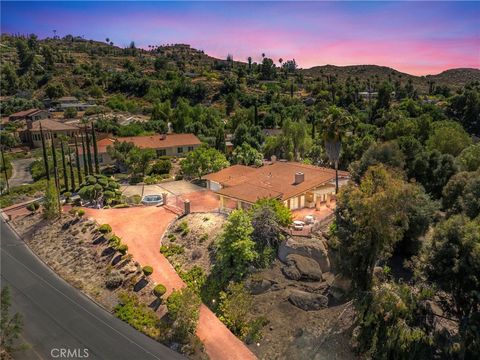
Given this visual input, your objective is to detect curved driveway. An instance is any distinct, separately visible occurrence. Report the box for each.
[0,218,183,360]
[84,206,257,360]
[9,158,35,188]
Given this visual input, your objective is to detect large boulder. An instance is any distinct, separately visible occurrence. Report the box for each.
[245,278,273,295]
[288,289,328,311]
[278,236,330,272]
[282,254,322,281]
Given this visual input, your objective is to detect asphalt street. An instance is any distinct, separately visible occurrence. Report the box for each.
[0,218,184,360]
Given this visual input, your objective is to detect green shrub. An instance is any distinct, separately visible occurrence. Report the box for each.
[166,288,201,344]
[113,203,130,209]
[77,209,85,217]
[149,159,172,175]
[114,292,160,338]
[69,207,78,215]
[108,235,121,248]
[63,192,72,202]
[160,244,185,258]
[142,265,154,276]
[117,243,128,255]
[106,273,123,289]
[153,284,167,298]
[178,266,206,294]
[199,233,208,243]
[26,202,40,213]
[176,221,190,236]
[218,282,267,344]
[98,224,112,234]
[129,195,142,205]
[168,233,176,242]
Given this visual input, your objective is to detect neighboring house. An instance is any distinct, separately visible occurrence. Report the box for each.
[57,96,96,111]
[8,108,50,122]
[204,161,349,211]
[80,133,202,166]
[21,119,81,148]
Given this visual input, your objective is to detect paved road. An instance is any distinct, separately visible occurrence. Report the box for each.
[0,218,183,360]
[9,158,35,188]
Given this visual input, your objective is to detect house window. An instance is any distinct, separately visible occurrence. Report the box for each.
[188,146,194,152]
[177,147,184,154]
[157,149,166,157]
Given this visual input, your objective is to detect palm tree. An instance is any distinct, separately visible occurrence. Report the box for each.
[321,106,352,193]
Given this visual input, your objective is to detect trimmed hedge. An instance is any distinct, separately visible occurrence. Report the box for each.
[98,224,112,234]
[153,284,167,297]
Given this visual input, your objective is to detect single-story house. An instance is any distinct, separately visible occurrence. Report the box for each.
[21,119,81,148]
[204,161,350,211]
[9,109,50,122]
[80,133,202,165]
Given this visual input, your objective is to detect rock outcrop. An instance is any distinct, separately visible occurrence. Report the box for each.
[282,254,322,281]
[288,289,328,311]
[278,236,330,272]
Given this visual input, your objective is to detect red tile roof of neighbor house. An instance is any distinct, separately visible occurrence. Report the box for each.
[9,108,39,118]
[94,134,202,154]
[205,161,349,203]
[29,119,80,131]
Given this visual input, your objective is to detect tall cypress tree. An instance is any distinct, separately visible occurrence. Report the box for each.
[50,132,59,190]
[39,123,50,181]
[91,124,100,174]
[81,135,89,176]
[68,147,76,192]
[85,125,94,174]
[60,141,69,192]
[74,136,83,184]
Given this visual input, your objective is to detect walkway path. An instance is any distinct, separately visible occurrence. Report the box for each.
[83,206,256,360]
[9,158,35,188]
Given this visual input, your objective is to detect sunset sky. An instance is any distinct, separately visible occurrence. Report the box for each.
[2,1,479,75]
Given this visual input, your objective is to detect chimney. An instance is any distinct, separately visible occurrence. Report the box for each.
[294,172,304,185]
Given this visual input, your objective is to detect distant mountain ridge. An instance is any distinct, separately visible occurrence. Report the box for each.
[301,64,480,91]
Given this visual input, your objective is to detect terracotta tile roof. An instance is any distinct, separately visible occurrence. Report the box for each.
[9,108,38,118]
[210,161,349,203]
[94,134,201,154]
[29,119,80,132]
[203,165,257,186]
[218,183,283,203]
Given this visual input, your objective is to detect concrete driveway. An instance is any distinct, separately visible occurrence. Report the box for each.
[9,158,35,188]
[120,180,205,198]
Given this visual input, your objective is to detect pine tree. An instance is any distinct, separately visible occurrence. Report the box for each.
[39,123,50,181]
[91,124,100,173]
[60,141,69,192]
[74,136,83,184]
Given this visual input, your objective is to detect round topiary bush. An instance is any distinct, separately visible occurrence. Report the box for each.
[142,266,154,276]
[26,202,40,213]
[117,243,128,255]
[153,284,167,297]
[108,235,121,248]
[98,224,112,234]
